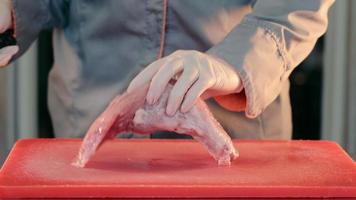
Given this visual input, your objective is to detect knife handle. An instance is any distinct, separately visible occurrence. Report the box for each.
[0,30,17,49]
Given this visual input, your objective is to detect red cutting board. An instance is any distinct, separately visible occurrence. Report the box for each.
[0,139,355,199]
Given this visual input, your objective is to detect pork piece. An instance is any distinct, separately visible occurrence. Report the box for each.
[74,84,238,167]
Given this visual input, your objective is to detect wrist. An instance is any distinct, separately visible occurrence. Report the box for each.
[209,53,244,94]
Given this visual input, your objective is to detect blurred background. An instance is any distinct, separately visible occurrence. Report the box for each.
[0,1,355,164]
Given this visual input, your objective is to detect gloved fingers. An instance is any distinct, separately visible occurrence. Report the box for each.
[0,45,18,67]
[146,57,182,105]
[166,67,199,116]
[127,58,166,93]
[180,77,214,113]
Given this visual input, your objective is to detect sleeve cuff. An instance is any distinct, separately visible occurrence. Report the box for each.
[207,17,290,118]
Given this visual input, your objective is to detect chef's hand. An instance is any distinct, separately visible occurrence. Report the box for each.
[127,50,243,116]
[0,0,19,67]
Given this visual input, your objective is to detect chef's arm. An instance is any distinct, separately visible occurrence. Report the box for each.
[207,0,334,118]
[0,0,68,65]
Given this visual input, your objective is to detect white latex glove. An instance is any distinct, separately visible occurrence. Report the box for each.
[127,50,243,116]
[0,0,19,67]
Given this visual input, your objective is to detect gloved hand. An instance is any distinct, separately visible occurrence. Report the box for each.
[0,0,19,67]
[127,50,243,116]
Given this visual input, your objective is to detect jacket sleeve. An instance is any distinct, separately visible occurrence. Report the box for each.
[207,0,334,118]
[11,0,68,58]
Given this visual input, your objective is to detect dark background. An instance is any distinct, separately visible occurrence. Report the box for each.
[37,31,324,140]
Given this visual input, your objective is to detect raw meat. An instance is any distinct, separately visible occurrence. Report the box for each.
[74,84,238,167]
